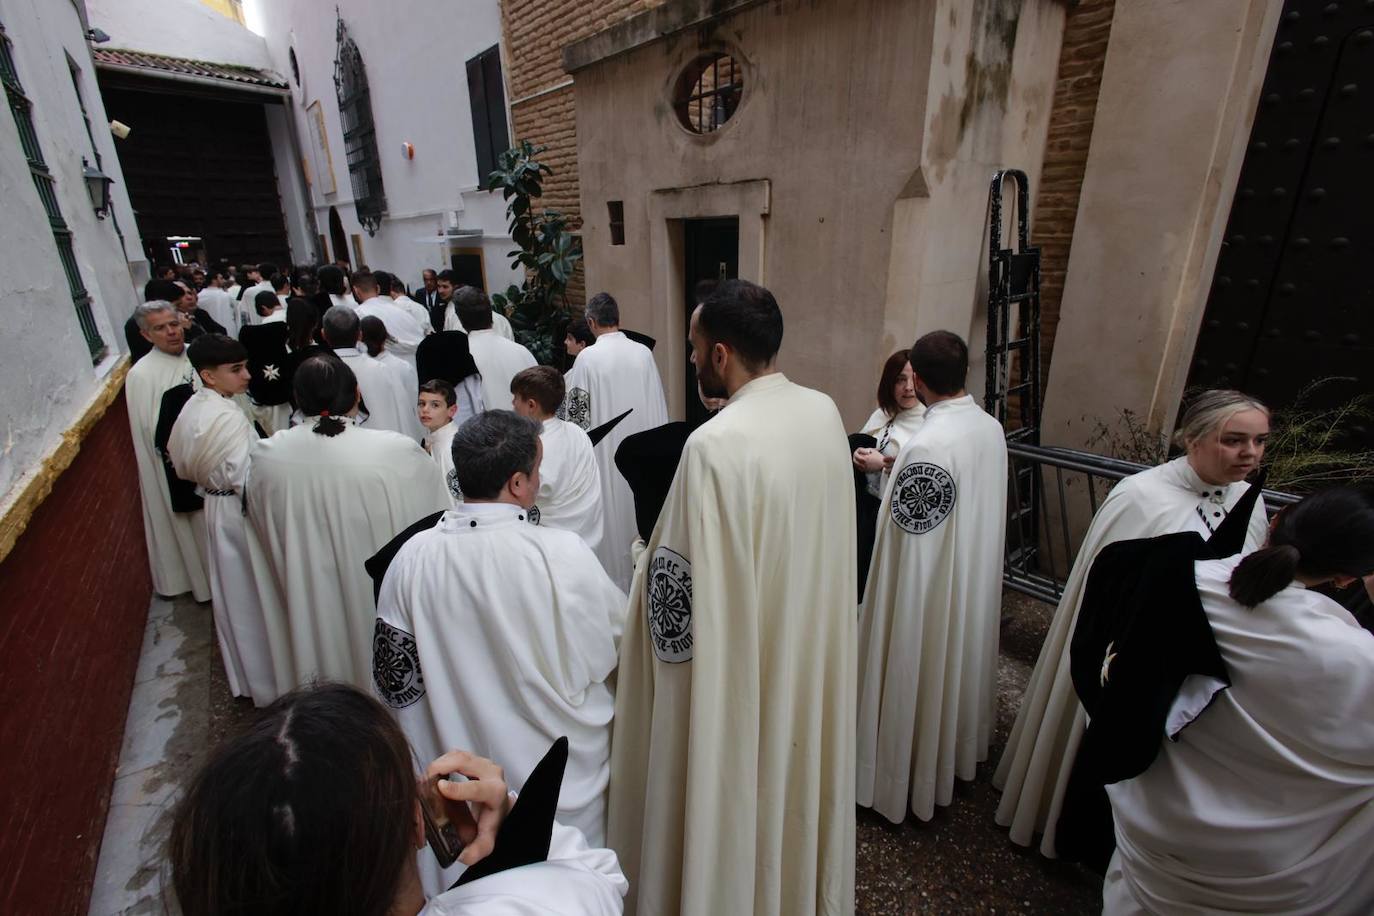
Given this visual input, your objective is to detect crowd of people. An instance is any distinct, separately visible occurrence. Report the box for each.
[120,261,1374,915]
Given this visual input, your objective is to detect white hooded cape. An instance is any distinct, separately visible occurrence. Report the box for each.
[335,346,420,441]
[856,394,1008,822]
[424,420,462,507]
[443,303,515,339]
[374,502,625,891]
[167,388,274,704]
[858,404,926,497]
[355,295,427,369]
[124,346,210,601]
[534,417,603,550]
[993,456,1268,857]
[606,373,856,916]
[466,330,537,415]
[560,331,669,590]
[244,419,448,693]
[1103,558,1374,915]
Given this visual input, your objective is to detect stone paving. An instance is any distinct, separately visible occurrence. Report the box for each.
[89,590,1101,915]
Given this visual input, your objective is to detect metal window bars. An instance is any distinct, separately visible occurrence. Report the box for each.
[334,14,385,235]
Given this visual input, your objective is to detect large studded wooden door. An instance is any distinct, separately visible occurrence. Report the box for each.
[1186,4,1373,445]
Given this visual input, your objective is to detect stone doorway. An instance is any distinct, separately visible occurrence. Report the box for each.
[682,217,739,426]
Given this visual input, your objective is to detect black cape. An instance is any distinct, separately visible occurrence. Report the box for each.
[153,384,203,513]
[239,322,292,406]
[416,331,481,387]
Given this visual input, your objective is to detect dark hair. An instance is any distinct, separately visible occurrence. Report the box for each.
[258,261,279,280]
[206,267,225,283]
[373,270,395,296]
[585,292,619,327]
[294,354,358,437]
[419,378,456,408]
[351,270,378,296]
[511,365,565,415]
[318,264,347,296]
[875,349,912,418]
[454,286,493,332]
[697,279,784,369]
[271,273,291,293]
[187,333,247,373]
[452,411,540,499]
[909,330,968,396]
[291,265,319,296]
[255,289,281,316]
[566,318,595,347]
[168,683,415,916]
[286,298,319,352]
[144,278,182,302]
[1228,487,1374,607]
[436,269,459,287]
[692,278,718,306]
[359,315,391,358]
[321,306,361,348]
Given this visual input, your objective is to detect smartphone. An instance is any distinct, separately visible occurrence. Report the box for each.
[419,774,466,868]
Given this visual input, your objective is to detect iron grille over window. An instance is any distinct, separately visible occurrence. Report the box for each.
[466,45,510,186]
[673,53,743,134]
[334,15,385,235]
[0,22,104,360]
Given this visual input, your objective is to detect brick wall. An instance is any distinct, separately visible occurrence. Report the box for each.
[0,393,151,915]
[500,0,669,306]
[1032,0,1115,383]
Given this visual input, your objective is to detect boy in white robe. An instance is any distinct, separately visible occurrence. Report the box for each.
[321,305,420,441]
[167,334,274,704]
[560,292,669,590]
[511,366,603,550]
[453,287,537,415]
[418,379,462,506]
[353,270,426,369]
[856,330,1008,823]
[374,409,626,892]
[124,301,210,602]
[245,353,449,694]
[608,280,856,916]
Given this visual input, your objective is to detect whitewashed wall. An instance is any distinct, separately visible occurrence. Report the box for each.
[0,0,144,508]
[242,0,520,293]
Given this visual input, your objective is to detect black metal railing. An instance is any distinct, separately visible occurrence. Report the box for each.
[1004,442,1298,604]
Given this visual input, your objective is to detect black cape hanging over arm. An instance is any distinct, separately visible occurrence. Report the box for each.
[615,420,691,542]
[416,331,480,387]
[364,510,447,604]
[154,383,203,513]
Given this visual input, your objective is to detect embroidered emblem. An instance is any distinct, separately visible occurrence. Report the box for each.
[890,462,957,534]
[527,504,541,525]
[373,619,425,708]
[647,546,693,663]
[1100,640,1117,687]
[262,363,281,381]
[446,468,463,500]
[566,387,591,430]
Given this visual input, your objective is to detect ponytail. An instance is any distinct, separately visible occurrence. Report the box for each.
[1228,545,1302,607]
[314,413,347,437]
[293,353,357,436]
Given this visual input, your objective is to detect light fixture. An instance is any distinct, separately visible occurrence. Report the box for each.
[82,158,113,219]
[86,28,111,43]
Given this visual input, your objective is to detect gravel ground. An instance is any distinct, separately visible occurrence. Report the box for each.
[205,590,1102,914]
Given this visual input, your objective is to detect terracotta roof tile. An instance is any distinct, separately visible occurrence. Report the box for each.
[92,47,286,89]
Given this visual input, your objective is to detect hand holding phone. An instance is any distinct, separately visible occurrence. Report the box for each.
[419,750,514,868]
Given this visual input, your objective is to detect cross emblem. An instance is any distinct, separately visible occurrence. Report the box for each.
[1100,641,1117,687]
[263,364,281,381]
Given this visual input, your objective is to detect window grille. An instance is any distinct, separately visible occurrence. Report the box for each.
[0,22,104,360]
[333,15,385,235]
[673,54,743,134]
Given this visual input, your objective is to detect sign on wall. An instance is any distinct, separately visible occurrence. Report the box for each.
[305,99,336,198]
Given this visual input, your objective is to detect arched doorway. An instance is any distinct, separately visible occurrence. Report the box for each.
[328,206,349,265]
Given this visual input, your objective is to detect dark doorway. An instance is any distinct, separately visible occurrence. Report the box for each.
[449,249,486,290]
[328,207,349,265]
[683,217,739,426]
[98,80,291,271]
[1186,6,1374,446]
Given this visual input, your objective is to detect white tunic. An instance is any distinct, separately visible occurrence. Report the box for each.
[856,394,1008,822]
[124,347,210,601]
[335,346,420,441]
[443,303,515,339]
[1103,557,1374,915]
[372,349,426,442]
[196,287,237,334]
[418,821,627,916]
[167,389,273,704]
[534,417,603,550]
[245,420,448,693]
[240,282,273,325]
[466,330,537,416]
[858,404,926,497]
[356,295,426,369]
[392,293,432,330]
[375,502,625,890]
[424,420,461,506]
[993,456,1268,857]
[561,331,669,590]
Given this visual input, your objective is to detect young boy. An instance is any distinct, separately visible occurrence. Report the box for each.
[418,378,461,505]
[166,334,275,705]
[510,365,603,549]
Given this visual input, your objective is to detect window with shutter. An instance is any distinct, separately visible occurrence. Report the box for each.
[467,46,509,186]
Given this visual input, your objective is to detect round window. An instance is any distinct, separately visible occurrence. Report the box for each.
[672,53,743,134]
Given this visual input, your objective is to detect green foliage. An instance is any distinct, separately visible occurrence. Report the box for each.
[1085,408,1169,467]
[1262,380,1374,493]
[482,141,582,365]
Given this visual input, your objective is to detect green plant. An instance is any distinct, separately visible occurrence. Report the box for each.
[1084,407,1169,466]
[1261,380,1374,493]
[482,141,583,364]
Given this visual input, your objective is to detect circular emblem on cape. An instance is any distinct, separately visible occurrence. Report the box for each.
[372,619,425,708]
[565,387,591,431]
[446,468,463,500]
[527,504,541,525]
[647,546,693,663]
[890,462,957,535]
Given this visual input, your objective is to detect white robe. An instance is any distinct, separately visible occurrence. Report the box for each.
[167,389,273,704]
[375,501,626,891]
[858,404,926,497]
[856,394,1008,822]
[560,330,669,590]
[392,293,432,330]
[124,346,210,601]
[466,330,537,416]
[196,287,237,334]
[534,417,603,550]
[424,420,461,506]
[1103,557,1374,915]
[993,456,1268,857]
[240,281,273,325]
[372,349,426,442]
[335,346,420,441]
[356,295,426,369]
[607,373,856,916]
[244,420,449,693]
[443,303,515,339]
[418,821,627,916]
